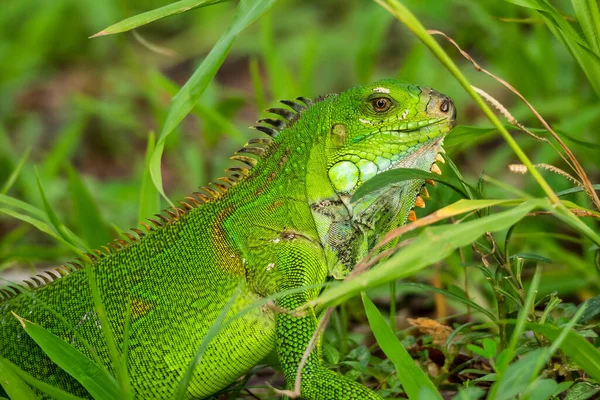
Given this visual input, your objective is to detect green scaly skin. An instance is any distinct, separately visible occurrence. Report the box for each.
[0,79,455,399]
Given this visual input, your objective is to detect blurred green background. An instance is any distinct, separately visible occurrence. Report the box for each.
[1,0,599,397]
[1,0,598,292]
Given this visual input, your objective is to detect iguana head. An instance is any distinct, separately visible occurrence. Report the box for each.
[325,78,455,197]
[309,79,455,276]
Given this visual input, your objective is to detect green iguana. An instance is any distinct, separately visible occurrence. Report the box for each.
[0,79,455,399]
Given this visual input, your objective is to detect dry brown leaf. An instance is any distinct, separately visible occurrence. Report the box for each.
[407,317,453,346]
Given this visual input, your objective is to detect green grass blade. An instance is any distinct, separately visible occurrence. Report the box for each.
[41,116,86,179]
[0,358,39,400]
[0,207,82,255]
[138,132,160,223]
[377,0,600,248]
[376,0,560,205]
[259,10,297,100]
[1,146,30,195]
[67,166,113,248]
[527,322,600,381]
[10,313,120,400]
[352,167,471,201]
[86,269,132,399]
[362,293,442,400]
[0,193,45,220]
[174,282,243,399]
[556,184,600,197]
[489,267,542,398]
[0,358,83,400]
[504,0,600,96]
[571,0,600,54]
[91,0,231,37]
[312,200,537,311]
[149,0,276,202]
[36,171,87,250]
[249,56,266,112]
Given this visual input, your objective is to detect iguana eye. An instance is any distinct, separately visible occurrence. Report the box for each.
[440,99,450,113]
[371,97,391,112]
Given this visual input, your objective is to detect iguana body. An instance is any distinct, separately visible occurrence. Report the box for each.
[0,79,455,399]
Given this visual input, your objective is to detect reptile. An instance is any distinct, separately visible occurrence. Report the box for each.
[0,79,455,399]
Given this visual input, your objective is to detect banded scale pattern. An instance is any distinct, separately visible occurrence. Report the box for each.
[0,79,455,399]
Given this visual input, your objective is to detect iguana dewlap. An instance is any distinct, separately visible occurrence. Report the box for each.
[0,79,455,399]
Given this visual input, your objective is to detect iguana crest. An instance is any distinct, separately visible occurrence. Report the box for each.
[0,96,323,302]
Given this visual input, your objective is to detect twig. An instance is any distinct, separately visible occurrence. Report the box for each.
[293,307,335,396]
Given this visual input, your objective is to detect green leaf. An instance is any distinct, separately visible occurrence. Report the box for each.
[313,200,538,310]
[0,358,83,400]
[0,193,45,220]
[150,0,276,202]
[175,282,243,398]
[362,293,442,400]
[67,166,113,248]
[35,171,87,251]
[556,184,600,197]
[527,322,600,381]
[523,378,562,400]
[503,0,600,96]
[138,132,160,223]
[509,253,552,264]
[577,294,600,323]
[352,167,469,202]
[1,147,30,195]
[0,358,39,400]
[41,116,86,179]
[494,348,550,400]
[466,344,489,359]
[565,381,600,400]
[91,0,231,37]
[10,313,120,400]
[0,207,82,255]
[571,0,600,54]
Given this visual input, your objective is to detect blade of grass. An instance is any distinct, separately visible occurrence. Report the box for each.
[362,293,442,400]
[1,147,30,195]
[489,267,542,398]
[86,268,132,400]
[571,0,600,54]
[259,10,297,100]
[36,171,88,250]
[41,116,86,179]
[375,0,559,205]
[0,358,39,400]
[0,358,83,400]
[138,132,160,223]
[376,0,600,247]
[0,208,82,255]
[67,166,113,248]
[149,0,276,203]
[249,56,266,112]
[0,193,46,220]
[556,184,600,197]
[311,200,538,311]
[352,167,472,201]
[174,282,243,399]
[504,0,600,96]
[10,313,120,400]
[526,321,600,381]
[91,0,231,37]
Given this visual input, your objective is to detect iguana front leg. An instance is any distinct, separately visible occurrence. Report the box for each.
[274,240,383,400]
